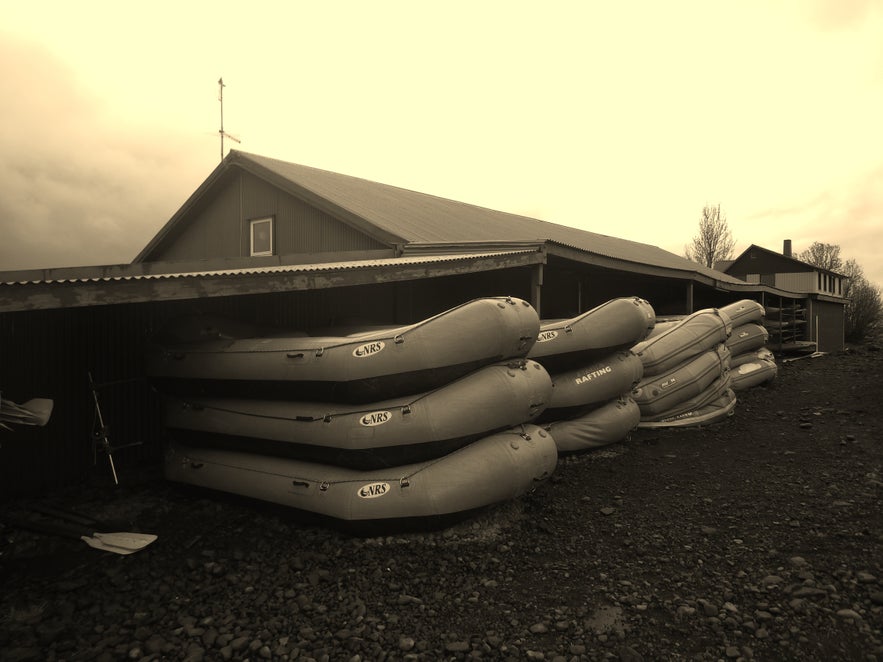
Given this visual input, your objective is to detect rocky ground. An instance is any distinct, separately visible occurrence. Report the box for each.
[1,346,881,662]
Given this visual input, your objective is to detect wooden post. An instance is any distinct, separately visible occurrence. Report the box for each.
[531,263,544,318]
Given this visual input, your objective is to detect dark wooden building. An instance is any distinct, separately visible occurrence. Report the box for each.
[0,151,845,496]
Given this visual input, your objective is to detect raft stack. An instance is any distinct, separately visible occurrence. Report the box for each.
[148,297,559,527]
[721,300,778,391]
[631,307,736,428]
[527,297,655,452]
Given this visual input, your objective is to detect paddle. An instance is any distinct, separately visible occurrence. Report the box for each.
[3,514,157,555]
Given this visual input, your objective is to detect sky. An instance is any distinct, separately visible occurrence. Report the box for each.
[1,0,882,287]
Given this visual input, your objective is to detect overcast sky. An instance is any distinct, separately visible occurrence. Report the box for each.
[2,1,881,286]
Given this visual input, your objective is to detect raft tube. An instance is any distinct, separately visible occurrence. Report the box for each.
[730,358,778,391]
[631,308,732,377]
[543,396,640,452]
[148,296,540,403]
[164,424,558,524]
[631,344,730,417]
[537,351,644,422]
[638,373,732,424]
[719,299,765,327]
[637,387,737,429]
[528,297,655,374]
[725,323,769,357]
[163,359,553,470]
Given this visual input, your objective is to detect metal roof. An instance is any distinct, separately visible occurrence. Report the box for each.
[137,150,746,286]
[0,250,545,312]
[0,251,533,287]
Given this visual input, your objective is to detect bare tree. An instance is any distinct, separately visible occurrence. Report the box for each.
[845,277,882,344]
[797,241,842,272]
[684,204,736,268]
[799,244,882,344]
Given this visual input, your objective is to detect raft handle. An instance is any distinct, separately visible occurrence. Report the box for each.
[286,352,305,359]
[291,480,310,488]
[401,405,412,415]
[319,481,330,492]
[400,477,410,488]
[189,462,204,470]
[394,334,404,344]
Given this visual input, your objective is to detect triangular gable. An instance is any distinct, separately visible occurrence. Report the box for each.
[726,244,846,277]
[135,150,745,286]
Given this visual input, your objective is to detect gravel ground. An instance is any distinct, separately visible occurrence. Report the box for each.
[1,346,881,662]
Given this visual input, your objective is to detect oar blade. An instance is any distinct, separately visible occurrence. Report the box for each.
[90,531,158,552]
[80,535,138,555]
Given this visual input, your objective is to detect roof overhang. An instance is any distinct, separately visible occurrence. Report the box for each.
[0,250,543,313]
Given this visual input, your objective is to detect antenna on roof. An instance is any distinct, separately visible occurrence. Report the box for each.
[218,77,241,162]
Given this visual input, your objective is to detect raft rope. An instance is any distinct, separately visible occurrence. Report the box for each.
[173,359,534,424]
[164,296,528,356]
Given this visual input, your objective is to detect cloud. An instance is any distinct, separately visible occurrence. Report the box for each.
[0,35,207,271]
[740,164,883,286]
[802,0,881,30]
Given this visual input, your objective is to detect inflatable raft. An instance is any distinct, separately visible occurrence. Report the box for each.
[730,357,777,390]
[719,299,765,327]
[638,374,732,425]
[164,424,558,525]
[631,308,732,377]
[631,344,730,417]
[148,297,540,403]
[163,359,553,470]
[537,351,644,422]
[637,387,737,429]
[725,323,769,357]
[730,347,774,368]
[528,297,655,374]
[543,396,640,452]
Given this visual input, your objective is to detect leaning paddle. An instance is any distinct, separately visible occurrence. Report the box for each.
[3,515,157,555]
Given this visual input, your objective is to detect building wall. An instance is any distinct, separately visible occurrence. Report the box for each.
[151,172,388,262]
[727,250,813,280]
[807,298,846,353]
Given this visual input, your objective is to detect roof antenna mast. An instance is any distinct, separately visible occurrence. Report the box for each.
[218,77,241,162]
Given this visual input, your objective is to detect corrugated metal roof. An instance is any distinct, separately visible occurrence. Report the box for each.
[0,250,535,287]
[236,151,747,285]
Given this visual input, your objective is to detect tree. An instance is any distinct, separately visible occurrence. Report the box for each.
[797,242,842,272]
[798,244,882,344]
[684,204,736,268]
[845,277,882,343]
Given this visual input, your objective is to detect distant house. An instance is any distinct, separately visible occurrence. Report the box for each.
[721,241,848,354]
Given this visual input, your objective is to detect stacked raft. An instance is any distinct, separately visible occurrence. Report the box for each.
[721,299,778,390]
[629,299,779,428]
[631,306,736,428]
[528,297,655,452]
[148,297,558,527]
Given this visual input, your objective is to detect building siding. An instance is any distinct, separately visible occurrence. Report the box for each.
[149,172,388,263]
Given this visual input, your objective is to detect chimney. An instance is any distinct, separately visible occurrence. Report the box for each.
[783,239,792,257]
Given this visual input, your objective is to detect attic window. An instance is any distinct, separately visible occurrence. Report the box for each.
[250,217,274,256]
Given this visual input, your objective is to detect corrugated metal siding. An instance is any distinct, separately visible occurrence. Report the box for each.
[147,172,388,263]
[241,172,388,256]
[155,184,243,261]
[775,272,817,293]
